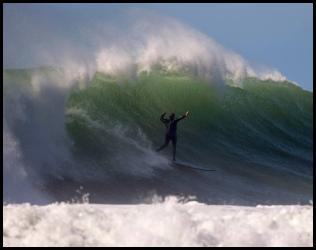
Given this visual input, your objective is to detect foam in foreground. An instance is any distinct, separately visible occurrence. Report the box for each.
[3,197,313,247]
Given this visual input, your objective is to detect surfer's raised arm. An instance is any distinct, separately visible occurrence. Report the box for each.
[160,112,169,123]
[175,111,189,122]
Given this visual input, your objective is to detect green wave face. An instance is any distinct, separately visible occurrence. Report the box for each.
[4,67,313,204]
[65,72,313,174]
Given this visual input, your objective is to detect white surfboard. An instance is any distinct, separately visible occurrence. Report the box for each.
[172,160,216,172]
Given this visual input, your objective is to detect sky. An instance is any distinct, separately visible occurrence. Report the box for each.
[142,3,313,91]
[3,3,313,91]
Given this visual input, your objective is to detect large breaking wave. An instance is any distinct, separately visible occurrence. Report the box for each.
[3,66,313,205]
[3,10,312,205]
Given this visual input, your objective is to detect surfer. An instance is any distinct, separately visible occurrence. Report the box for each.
[156,111,189,161]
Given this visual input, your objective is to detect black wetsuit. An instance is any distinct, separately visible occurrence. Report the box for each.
[156,113,186,161]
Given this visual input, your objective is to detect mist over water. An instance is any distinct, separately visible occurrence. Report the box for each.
[4,5,286,82]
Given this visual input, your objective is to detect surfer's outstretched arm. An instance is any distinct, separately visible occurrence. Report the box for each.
[160,112,169,123]
[175,111,189,122]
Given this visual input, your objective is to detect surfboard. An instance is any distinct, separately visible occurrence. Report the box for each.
[172,161,216,172]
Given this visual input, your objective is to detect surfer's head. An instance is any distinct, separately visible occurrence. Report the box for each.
[169,113,175,120]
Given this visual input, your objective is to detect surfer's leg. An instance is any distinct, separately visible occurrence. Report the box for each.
[172,137,177,161]
[156,135,170,152]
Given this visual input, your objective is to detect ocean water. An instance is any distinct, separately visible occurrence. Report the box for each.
[3,68,313,205]
[3,10,313,246]
[3,198,313,247]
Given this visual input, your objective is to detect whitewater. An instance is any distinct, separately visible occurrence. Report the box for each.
[3,197,313,247]
[3,7,313,247]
